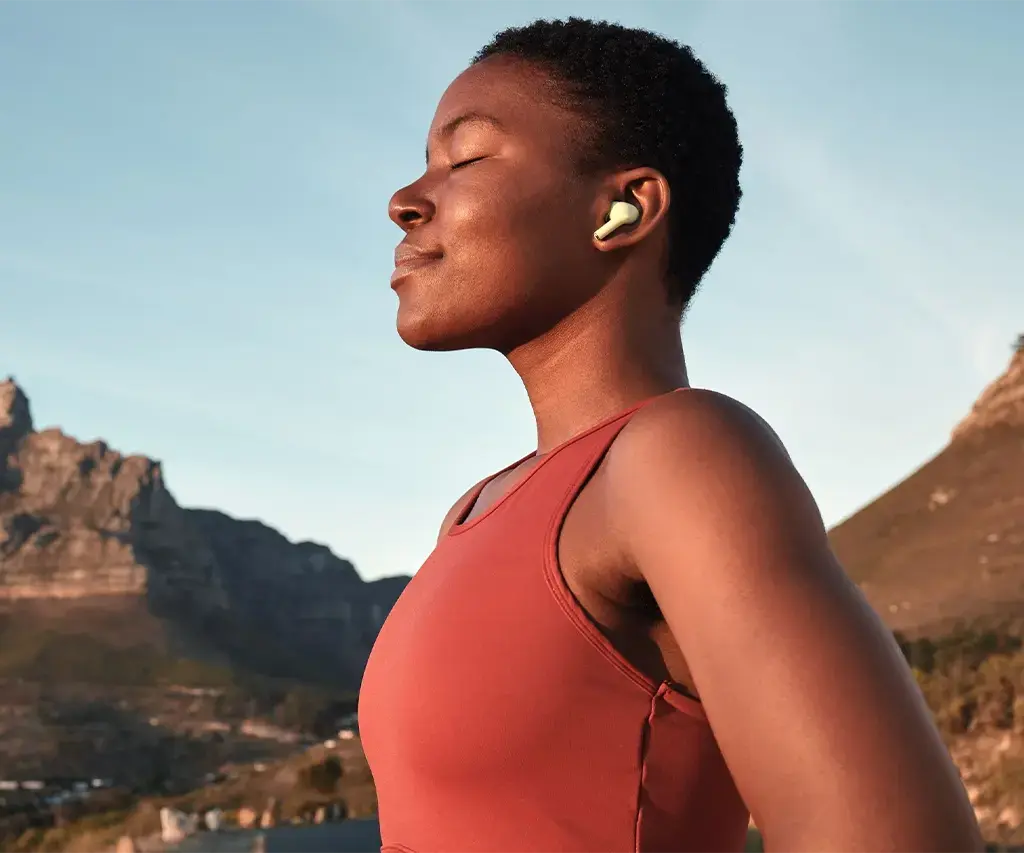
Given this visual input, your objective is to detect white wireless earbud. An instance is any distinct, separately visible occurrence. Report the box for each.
[594,201,640,241]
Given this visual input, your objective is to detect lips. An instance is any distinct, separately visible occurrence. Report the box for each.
[392,243,442,286]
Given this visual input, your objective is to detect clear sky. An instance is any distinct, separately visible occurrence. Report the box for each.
[2,1,1022,582]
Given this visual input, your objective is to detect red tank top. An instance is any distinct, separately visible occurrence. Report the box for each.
[358,395,750,852]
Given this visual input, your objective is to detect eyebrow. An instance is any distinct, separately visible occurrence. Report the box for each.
[425,111,507,164]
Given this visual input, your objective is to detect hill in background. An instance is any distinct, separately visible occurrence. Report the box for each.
[830,345,1024,636]
[2,342,1024,848]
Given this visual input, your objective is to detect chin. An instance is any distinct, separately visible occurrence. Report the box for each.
[393,276,531,353]
[397,326,464,352]
[396,312,476,352]
[396,306,509,353]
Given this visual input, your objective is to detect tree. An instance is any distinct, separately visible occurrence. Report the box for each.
[1015,332,1024,354]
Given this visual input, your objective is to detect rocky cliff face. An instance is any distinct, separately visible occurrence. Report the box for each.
[185,509,406,682]
[0,379,227,610]
[0,377,408,687]
[952,346,1024,443]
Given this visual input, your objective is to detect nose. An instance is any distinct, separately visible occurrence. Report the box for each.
[388,181,435,233]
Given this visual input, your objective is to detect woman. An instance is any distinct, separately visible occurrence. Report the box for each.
[358,17,982,853]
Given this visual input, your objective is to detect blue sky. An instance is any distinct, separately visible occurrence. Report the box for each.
[2,1,1022,582]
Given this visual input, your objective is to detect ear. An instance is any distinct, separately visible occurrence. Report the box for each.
[591,167,671,252]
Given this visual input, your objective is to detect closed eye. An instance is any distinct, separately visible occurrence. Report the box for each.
[451,156,486,171]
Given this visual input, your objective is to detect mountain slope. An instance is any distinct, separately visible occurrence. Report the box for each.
[830,348,1024,635]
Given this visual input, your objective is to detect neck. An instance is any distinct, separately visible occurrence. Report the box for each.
[506,285,689,455]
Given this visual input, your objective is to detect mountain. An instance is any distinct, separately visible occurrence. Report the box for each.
[3,340,1021,689]
[829,346,1024,636]
[4,350,1024,846]
[0,378,408,689]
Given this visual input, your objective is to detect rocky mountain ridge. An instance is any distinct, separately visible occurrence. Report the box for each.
[0,377,407,688]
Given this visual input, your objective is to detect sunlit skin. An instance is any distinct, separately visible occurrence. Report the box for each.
[387,55,984,852]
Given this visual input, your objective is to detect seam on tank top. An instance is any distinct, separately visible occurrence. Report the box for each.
[633,683,665,853]
[542,431,658,696]
[541,408,711,722]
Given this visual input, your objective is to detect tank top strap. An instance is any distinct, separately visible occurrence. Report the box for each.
[503,388,682,523]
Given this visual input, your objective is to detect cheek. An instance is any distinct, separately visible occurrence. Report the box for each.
[443,176,582,292]
[395,174,594,350]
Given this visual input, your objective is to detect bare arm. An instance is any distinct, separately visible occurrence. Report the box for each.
[608,391,982,852]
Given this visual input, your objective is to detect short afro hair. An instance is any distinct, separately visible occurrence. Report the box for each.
[473,18,743,310]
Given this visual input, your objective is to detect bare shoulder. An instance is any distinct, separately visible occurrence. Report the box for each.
[613,387,796,481]
[605,387,823,563]
[604,385,836,630]
[602,388,982,850]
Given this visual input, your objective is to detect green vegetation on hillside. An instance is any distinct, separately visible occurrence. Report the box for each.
[0,620,359,738]
[0,627,237,688]
[897,626,1022,737]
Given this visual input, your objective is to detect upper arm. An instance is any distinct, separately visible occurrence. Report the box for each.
[608,391,982,852]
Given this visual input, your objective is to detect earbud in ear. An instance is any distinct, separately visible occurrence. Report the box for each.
[594,201,640,241]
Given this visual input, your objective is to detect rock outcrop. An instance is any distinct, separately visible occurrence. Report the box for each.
[0,377,408,687]
[0,379,227,610]
[0,380,31,491]
[952,345,1024,443]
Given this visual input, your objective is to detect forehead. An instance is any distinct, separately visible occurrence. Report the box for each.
[429,57,576,143]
